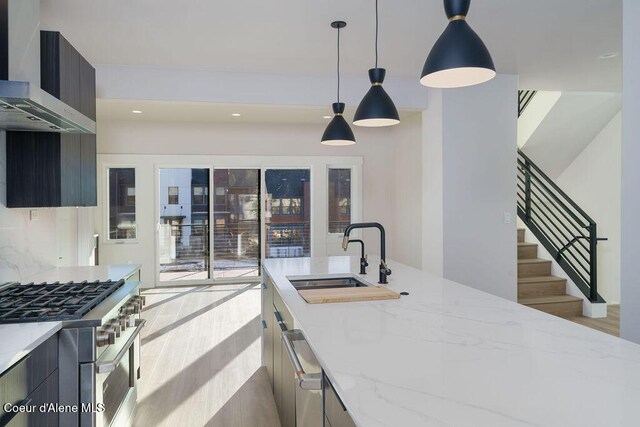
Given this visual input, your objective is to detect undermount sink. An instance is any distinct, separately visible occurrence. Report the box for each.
[289,277,370,291]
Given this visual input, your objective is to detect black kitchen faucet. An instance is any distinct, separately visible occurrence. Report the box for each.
[342,222,391,284]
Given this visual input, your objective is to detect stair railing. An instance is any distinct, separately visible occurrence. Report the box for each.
[518,90,537,117]
[517,150,606,302]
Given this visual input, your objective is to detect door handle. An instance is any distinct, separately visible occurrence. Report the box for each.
[282,329,322,391]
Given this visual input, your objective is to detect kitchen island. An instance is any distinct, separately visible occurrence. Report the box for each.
[263,256,640,427]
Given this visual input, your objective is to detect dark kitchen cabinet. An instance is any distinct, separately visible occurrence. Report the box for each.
[0,335,59,427]
[6,31,96,208]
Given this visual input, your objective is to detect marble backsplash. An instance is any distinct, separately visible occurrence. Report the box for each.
[0,131,97,283]
[0,208,59,282]
[0,132,56,282]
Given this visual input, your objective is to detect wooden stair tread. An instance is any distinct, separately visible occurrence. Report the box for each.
[518,276,566,284]
[519,295,582,305]
[517,242,537,247]
[517,258,551,265]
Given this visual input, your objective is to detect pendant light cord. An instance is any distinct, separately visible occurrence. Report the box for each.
[375,0,379,68]
[337,26,341,103]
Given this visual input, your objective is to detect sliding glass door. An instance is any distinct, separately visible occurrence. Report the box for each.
[158,168,211,282]
[212,169,260,279]
[156,166,314,284]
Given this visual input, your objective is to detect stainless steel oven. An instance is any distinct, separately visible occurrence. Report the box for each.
[57,281,145,427]
[80,318,145,427]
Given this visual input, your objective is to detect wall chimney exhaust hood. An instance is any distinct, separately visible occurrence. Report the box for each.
[0,0,96,134]
[0,81,96,133]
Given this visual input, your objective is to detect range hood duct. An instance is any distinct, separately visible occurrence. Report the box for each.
[0,0,96,134]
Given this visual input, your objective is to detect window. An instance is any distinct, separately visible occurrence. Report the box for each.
[126,187,135,206]
[215,187,226,205]
[265,169,311,258]
[281,198,291,215]
[168,186,179,204]
[291,198,301,215]
[192,186,207,205]
[271,198,281,215]
[328,168,351,233]
[108,168,136,240]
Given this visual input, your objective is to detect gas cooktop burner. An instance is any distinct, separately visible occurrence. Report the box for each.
[0,279,126,324]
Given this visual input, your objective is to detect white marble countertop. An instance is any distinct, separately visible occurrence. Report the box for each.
[23,264,141,284]
[264,256,640,427]
[0,322,61,375]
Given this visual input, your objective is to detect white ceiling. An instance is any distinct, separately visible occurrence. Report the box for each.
[40,0,622,91]
[97,99,420,125]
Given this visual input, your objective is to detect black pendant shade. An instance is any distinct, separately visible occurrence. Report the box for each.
[354,0,400,127]
[321,102,356,146]
[353,68,400,127]
[420,0,495,88]
[322,21,356,146]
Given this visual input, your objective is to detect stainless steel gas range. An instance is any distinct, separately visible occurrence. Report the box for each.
[0,278,146,427]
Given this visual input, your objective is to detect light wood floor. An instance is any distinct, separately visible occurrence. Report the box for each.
[134,284,281,427]
[567,305,620,337]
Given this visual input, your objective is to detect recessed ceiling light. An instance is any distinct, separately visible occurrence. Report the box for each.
[131,110,142,114]
[598,52,619,60]
[323,116,332,119]
[232,113,241,117]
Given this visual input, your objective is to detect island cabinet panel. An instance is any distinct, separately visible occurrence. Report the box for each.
[324,374,356,427]
[262,274,275,389]
[263,272,296,427]
[6,31,96,208]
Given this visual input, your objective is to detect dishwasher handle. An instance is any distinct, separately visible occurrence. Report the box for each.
[282,329,322,391]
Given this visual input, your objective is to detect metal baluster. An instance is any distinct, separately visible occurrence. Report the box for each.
[524,158,532,224]
[589,222,598,302]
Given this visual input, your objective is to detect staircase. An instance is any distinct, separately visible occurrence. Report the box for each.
[516,91,607,318]
[517,228,584,318]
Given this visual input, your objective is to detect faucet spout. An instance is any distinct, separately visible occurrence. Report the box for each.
[341,236,350,251]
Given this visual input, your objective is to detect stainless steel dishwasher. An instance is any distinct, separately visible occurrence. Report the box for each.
[282,330,323,427]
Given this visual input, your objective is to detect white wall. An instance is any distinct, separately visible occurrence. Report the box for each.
[522,92,621,178]
[517,91,561,148]
[96,118,423,286]
[0,131,96,282]
[422,75,519,301]
[421,90,444,276]
[390,113,423,269]
[556,112,621,304]
[621,0,640,343]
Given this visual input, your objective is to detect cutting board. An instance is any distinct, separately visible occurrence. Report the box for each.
[298,286,400,304]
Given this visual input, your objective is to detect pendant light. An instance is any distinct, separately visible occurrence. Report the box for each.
[420,0,495,89]
[353,0,400,127]
[322,21,356,146]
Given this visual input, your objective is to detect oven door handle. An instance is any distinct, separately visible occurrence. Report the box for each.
[96,319,146,374]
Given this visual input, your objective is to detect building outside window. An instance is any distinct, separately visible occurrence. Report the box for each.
[108,168,136,240]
